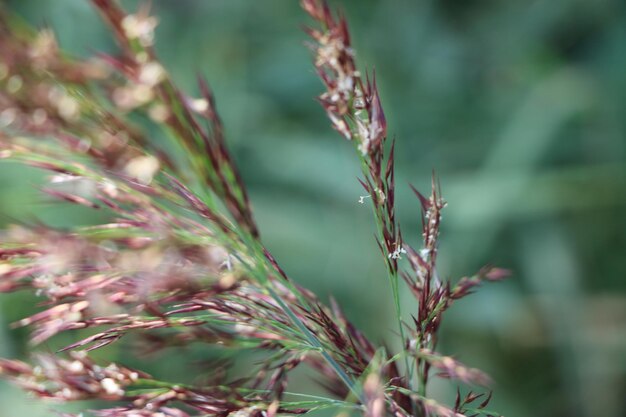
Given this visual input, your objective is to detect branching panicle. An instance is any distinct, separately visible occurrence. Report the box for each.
[0,1,506,416]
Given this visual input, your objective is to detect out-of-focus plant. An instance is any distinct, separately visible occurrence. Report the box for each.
[0,1,508,416]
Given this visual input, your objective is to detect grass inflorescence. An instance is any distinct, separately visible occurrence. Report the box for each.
[0,1,508,416]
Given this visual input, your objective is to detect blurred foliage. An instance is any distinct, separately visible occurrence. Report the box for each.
[1,1,625,417]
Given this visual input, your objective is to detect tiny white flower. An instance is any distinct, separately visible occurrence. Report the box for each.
[57,94,80,121]
[358,195,370,204]
[138,62,165,86]
[121,14,158,47]
[189,98,209,113]
[388,246,407,260]
[49,173,79,184]
[67,360,84,373]
[61,387,75,400]
[148,103,170,122]
[124,155,160,185]
[100,377,122,395]
[337,75,354,92]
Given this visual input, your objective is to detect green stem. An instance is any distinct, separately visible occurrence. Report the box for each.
[265,284,362,402]
[229,233,362,403]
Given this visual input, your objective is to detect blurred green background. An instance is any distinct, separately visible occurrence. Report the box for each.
[1,0,625,416]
